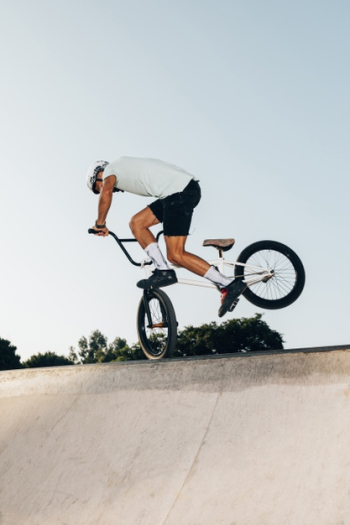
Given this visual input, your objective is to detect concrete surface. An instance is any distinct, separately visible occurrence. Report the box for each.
[1,346,350,525]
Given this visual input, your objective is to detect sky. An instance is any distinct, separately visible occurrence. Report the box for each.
[1,0,349,361]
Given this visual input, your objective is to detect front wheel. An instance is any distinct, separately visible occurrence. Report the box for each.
[137,288,178,359]
[234,240,305,310]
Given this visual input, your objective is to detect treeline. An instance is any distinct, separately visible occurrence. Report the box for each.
[0,314,284,371]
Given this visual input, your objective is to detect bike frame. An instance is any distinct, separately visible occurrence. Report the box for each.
[108,230,274,289]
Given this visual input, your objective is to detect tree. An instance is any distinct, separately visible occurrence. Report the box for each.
[175,322,220,357]
[23,351,75,368]
[69,330,108,364]
[69,315,283,364]
[69,330,145,364]
[174,314,284,357]
[0,338,22,370]
[111,342,145,362]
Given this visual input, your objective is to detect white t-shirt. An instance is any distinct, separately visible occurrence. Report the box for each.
[103,157,198,198]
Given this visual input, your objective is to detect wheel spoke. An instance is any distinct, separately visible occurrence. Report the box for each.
[244,249,297,301]
[144,298,169,356]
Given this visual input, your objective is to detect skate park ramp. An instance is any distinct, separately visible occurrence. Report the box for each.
[1,345,350,525]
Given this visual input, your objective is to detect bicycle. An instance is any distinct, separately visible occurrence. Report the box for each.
[88,229,305,360]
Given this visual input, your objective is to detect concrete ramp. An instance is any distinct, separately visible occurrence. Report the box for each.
[1,347,350,525]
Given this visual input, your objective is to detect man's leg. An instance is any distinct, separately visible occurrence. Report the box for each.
[160,184,233,286]
[130,207,177,288]
[165,235,233,287]
[130,206,237,289]
[129,207,160,249]
[164,235,210,276]
[130,207,171,270]
[131,201,245,316]
[165,235,246,317]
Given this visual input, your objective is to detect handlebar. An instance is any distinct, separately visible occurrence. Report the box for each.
[88,228,154,267]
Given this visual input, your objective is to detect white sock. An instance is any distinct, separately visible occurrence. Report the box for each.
[145,243,171,270]
[204,266,233,289]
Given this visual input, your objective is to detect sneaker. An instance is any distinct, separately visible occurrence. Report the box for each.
[218,279,247,318]
[137,269,178,289]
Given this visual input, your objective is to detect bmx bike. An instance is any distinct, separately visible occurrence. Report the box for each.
[88,229,305,360]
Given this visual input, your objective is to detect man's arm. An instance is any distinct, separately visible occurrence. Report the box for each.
[92,175,116,237]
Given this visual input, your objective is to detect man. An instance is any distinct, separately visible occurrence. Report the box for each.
[86,157,246,317]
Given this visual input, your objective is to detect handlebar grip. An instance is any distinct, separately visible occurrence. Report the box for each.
[88,228,99,234]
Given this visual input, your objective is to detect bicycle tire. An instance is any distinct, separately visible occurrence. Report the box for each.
[137,288,178,360]
[234,240,305,310]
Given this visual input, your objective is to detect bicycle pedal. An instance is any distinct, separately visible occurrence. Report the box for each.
[228,298,240,312]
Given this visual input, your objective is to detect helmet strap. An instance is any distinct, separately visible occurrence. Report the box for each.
[92,178,104,194]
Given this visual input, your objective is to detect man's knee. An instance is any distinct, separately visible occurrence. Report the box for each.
[129,214,138,233]
[167,250,185,267]
[130,208,159,233]
[129,212,147,233]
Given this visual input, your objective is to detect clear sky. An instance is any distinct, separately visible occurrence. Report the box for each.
[1,0,349,361]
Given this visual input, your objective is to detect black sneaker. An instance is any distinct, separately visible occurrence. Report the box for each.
[218,279,247,318]
[137,269,178,289]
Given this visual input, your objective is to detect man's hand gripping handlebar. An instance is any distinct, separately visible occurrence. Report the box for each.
[88,228,153,268]
[88,226,109,237]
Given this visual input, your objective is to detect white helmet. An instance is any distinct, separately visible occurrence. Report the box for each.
[86,160,109,194]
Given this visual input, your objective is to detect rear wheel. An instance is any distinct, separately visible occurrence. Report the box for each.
[137,288,177,359]
[234,240,305,309]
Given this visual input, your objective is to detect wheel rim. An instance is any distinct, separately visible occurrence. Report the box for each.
[142,297,169,357]
[242,249,298,302]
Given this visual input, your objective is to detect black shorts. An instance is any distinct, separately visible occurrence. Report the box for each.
[148,179,201,236]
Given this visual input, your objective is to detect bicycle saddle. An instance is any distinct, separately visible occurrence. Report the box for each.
[202,238,235,252]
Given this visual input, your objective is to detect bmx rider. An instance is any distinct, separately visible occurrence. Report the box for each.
[86,157,246,317]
